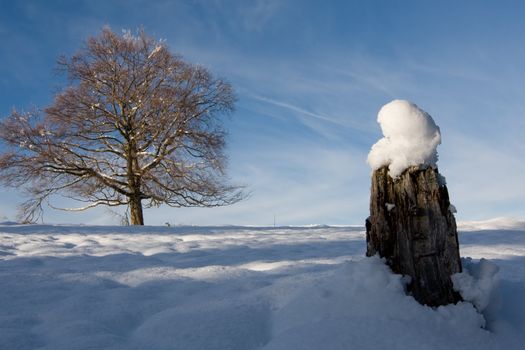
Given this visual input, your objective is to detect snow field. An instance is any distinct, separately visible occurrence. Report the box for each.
[1,223,525,349]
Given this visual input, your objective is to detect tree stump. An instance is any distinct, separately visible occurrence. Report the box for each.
[366,165,462,306]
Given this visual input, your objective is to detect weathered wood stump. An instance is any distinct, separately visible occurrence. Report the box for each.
[366,165,462,306]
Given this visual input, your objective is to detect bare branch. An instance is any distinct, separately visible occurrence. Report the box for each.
[0,27,244,225]
[48,199,126,212]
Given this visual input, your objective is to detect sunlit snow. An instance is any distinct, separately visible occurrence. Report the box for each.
[368,99,441,178]
[1,221,525,349]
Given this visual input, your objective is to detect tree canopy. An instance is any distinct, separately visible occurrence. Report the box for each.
[0,28,244,225]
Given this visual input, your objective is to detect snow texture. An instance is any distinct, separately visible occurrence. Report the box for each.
[1,222,525,349]
[368,99,441,178]
[452,258,499,312]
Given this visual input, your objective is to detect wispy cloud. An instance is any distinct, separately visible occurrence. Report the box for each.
[237,0,283,32]
[144,143,371,226]
[251,94,346,126]
[2,1,525,224]
[247,93,377,141]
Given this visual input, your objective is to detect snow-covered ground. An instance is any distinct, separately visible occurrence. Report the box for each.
[1,222,524,350]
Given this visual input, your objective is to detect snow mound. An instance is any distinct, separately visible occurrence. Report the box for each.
[452,258,500,312]
[264,256,490,350]
[368,100,441,178]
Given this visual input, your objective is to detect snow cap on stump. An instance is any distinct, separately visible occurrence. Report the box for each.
[367,100,441,178]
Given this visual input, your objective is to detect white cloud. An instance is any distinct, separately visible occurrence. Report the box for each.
[440,133,525,220]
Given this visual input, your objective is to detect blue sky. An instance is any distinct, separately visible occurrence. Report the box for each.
[0,0,524,225]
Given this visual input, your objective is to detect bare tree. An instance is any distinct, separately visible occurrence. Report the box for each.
[0,28,244,225]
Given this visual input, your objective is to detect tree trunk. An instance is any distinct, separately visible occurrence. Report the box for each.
[366,166,462,306]
[129,197,144,225]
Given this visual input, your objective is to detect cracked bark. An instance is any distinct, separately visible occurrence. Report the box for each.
[366,166,462,306]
